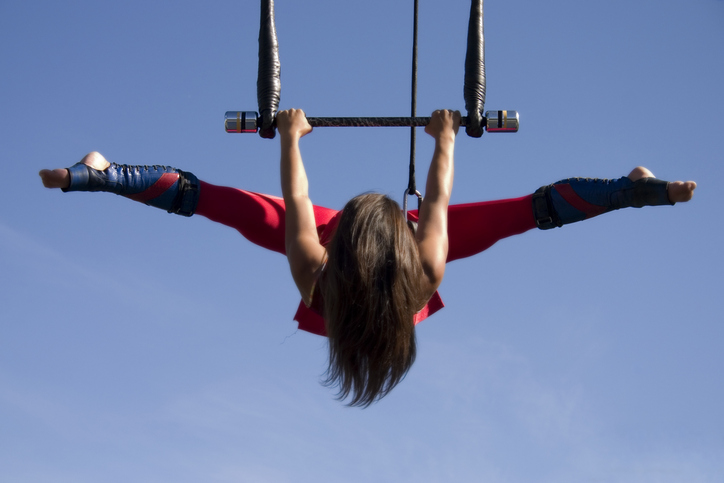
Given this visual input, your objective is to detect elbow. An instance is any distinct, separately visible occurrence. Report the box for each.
[423,263,446,293]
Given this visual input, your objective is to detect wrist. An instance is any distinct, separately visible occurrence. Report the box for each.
[280,132,302,145]
[435,133,456,148]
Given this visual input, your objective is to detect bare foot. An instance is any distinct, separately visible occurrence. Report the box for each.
[668,180,697,203]
[38,168,71,189]
[626,166,697,203]
[39,152,110,189]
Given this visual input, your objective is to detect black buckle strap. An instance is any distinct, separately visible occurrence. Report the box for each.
[532,186,560,230]
[172,170,200,217]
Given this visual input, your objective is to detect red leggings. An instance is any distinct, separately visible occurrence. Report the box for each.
[195,181,537,263]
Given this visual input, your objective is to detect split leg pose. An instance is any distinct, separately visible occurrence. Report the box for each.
[39,109,696,406]
[38,155,696,265]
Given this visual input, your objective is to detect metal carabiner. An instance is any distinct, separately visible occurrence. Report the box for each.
[402,188,423,218]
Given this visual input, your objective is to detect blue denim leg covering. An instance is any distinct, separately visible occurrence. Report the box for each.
[62,162,199,216]
[533,177,672,230]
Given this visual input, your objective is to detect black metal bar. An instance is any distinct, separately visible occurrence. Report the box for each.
[225,111,519,133]
[304,116,470,127]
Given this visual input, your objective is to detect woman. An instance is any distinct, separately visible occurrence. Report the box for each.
[39,109,696,406]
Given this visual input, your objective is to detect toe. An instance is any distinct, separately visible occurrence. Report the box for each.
[39,168,70,189]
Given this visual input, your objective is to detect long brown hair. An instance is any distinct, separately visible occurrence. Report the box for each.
[320,193,428,407]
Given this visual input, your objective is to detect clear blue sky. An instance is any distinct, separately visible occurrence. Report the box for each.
[1,1,723,482]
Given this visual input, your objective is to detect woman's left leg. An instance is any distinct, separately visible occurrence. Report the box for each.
[444,195,537,262]
[408,194,537,263]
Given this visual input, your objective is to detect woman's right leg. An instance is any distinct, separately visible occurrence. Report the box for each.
[195,181,338,255]
[40,152,340,256]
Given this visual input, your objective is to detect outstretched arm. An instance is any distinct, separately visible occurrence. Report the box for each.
[416,110,460,298]
[278,109,327,305]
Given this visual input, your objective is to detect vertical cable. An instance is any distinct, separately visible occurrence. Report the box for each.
[407,0,420,210]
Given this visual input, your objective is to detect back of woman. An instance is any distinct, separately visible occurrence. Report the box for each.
[321,194,429,407]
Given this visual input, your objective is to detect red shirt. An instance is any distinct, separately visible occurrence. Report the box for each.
[293,211,444,336]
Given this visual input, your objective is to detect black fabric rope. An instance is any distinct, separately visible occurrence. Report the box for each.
[257,0,281,139]
[253,0,488,203]
[254,0,487,138]
[464,0,486,138]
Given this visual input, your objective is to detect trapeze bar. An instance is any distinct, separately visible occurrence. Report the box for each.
[224,110,519,134]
